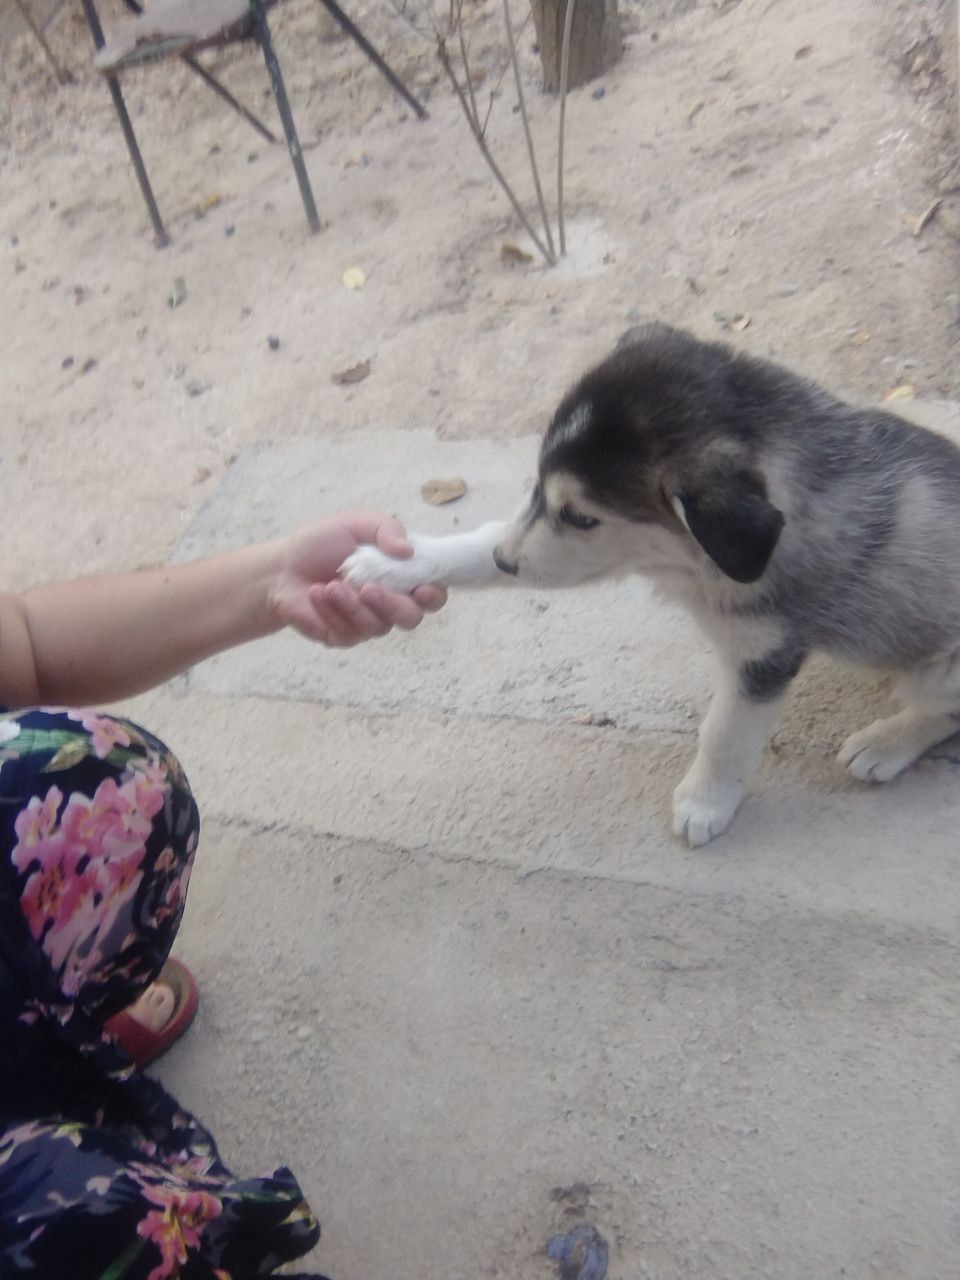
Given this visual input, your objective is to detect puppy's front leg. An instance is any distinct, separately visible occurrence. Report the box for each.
[673,647,803,847]
[339,521,509,592]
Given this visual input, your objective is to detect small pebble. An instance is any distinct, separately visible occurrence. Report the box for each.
[592,87,606,100]
[61,356,74,370]
[267,335,280,351]
[225,225,236,237]
[547,1224,608,1280]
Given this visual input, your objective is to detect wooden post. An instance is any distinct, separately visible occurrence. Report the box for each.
[530,0,622,93]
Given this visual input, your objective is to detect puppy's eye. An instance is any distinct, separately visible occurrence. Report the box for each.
[559,504,600,531]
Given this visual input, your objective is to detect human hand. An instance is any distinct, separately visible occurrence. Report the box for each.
[269,511,447,648]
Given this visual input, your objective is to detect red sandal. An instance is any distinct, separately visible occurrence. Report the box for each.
[104,956,199,1068]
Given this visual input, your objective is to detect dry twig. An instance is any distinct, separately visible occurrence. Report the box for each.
[503,0,556,261]
[557,0,577,255]
[388,0,572,266]
[437,37,555,263]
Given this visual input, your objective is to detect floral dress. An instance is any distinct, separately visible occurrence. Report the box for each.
[0,708,326,1280]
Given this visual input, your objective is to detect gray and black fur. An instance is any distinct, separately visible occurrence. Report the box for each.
[539,322,960,676]
[498,322,960,842]
[342,322,960,844]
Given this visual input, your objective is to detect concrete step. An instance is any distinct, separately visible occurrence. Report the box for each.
[131,688,960,935]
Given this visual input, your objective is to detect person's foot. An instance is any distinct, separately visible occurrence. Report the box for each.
[104,957,199,1067]
[123,980,177,1033]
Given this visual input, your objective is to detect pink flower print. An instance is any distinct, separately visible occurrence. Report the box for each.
[19,840,98,945]
[96,846,145,903]
[67,711,131,759]
[136,1184,222,1280]
[127,755,168,822]
[154,847,176,874]
[60,774,155,860]
[59,783,129,859]
[12,788,63,865]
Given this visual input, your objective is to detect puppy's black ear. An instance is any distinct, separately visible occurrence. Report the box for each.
[672,459,784,584]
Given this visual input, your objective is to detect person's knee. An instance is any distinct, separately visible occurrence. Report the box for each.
[1,707,200,1008]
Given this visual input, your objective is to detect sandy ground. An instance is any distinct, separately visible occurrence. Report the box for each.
[2,1,960,1277]
[2,0,960,588]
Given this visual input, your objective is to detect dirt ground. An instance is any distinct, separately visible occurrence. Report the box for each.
[3,2,960,1278]
[2,0,959,592]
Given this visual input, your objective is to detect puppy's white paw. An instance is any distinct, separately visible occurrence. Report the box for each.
[838,719,923,783]
[339,546,438,593]
[672,772,743,847]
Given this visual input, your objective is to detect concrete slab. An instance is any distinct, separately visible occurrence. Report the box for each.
[156,820,959,1280]
[132,690,960,936]
[134,416,960,1278]
[174,430,714,732]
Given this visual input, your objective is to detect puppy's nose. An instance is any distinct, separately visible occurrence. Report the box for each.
[494,546,519,576]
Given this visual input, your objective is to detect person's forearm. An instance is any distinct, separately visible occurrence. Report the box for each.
[0,541,285,710]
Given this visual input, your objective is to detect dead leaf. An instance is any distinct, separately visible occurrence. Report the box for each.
[194,465,212,483]
[794,44,813,59]
[197,193,222,214]
[686,100,705,123]
[911,198,942,238]
[713,310,751,331]
[80,357,97,375]
[331,359,371,386]
[501,242,534,266]
[421,477,467,506]
[850,329,872,346]
[883,383,916,402]
[342,266,366,290]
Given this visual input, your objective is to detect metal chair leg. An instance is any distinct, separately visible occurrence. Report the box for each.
[182,55,279,145]
[317,0,427,120]
[12,0,70,84]
[248,0,321,233]
[120,0,279,146]
[79,0,170,247]
[105,74,170,246]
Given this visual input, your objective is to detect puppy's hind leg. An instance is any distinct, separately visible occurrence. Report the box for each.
[838,651,960,783]
[673,644,804,847]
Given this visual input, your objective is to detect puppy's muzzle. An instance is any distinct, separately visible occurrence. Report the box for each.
[493,546,518,576]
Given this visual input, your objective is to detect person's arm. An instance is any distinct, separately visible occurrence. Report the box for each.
[0,512,445,711]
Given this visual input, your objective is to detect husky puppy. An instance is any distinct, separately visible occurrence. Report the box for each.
[341,323,960,846]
